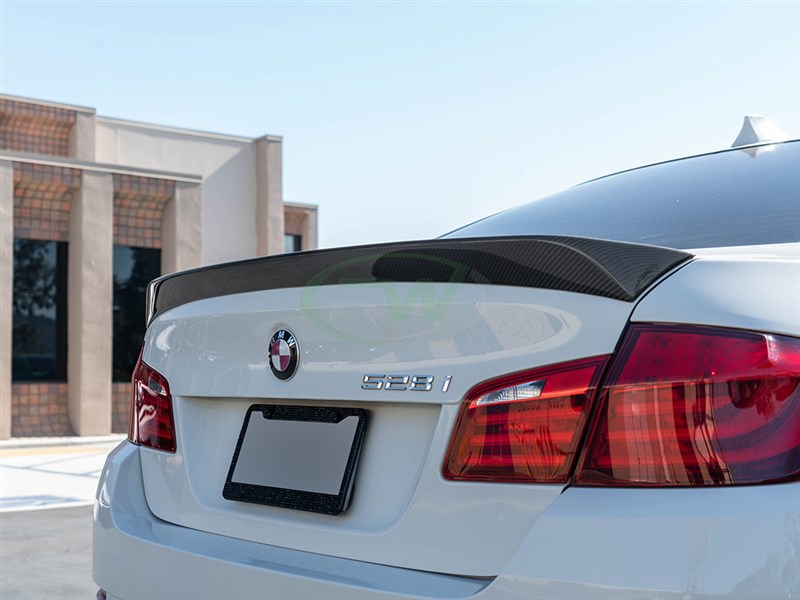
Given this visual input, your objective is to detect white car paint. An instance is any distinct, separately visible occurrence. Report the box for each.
[136,283,632,576]
[95,440,800,599]
[633,244,800,337]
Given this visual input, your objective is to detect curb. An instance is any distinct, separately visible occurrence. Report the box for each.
[0,434,126,450]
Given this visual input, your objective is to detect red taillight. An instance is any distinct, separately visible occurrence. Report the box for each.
[128,355,177,453]
[443,356,609,483]
[575,324,800,486]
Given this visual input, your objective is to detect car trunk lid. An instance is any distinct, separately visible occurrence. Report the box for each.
[137,237,691,576]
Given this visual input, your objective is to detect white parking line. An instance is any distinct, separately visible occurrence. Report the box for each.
[0,443,121,513]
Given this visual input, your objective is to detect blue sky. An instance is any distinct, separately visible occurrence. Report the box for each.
[2,1,798,248]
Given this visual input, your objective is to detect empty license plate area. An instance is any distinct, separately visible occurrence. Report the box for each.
[223,405,368,515]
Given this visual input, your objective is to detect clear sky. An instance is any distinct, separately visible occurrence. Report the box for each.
[2,1,798,249]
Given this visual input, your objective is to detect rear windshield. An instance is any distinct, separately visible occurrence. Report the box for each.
[446,141,800,249]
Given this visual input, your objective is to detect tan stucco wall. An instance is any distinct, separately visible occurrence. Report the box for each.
[0,161,13,439]
[255,136,284,256]
[68,112,96,161]
[162,182,203,274]
[304,207,318,250]
[67,171,113,435]
[95,120,256,265]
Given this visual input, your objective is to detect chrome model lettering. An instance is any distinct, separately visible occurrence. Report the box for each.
[410,375,434,391]
[361,374,450,392]
[442,375,452,393]
[361,374,384,390]
[385,375,410,390]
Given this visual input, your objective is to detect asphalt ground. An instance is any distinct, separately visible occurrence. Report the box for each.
[0,505,96,599]
[0,439,122,599]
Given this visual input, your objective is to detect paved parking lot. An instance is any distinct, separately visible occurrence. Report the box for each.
[0,439,123,599]
[0,441,120,513]
[1,505,96,599]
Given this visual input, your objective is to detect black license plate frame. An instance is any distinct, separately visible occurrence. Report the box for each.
[223,404,368,515]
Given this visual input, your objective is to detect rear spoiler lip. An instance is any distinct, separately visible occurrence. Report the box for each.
[146,235,693,327]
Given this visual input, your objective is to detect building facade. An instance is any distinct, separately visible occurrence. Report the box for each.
[0,95,318,439]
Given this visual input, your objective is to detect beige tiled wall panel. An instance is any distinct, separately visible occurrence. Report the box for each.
[284,209,306,236]
[12,383,72,437]
[0,99,76,157]
[12,162,80,241]
[113,174,175,248]
[111,382,130,434]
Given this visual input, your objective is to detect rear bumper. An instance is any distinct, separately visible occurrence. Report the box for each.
[93,442,490,600]
[94,442,799,600]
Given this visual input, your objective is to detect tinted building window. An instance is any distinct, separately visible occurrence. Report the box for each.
[12,239,68,381]
[284,234,302,253]
[113,246,161,382]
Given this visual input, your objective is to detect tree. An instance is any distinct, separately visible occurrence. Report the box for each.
[12,239,56,355]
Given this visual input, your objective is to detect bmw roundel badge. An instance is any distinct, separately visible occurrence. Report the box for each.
[268,329,299,380]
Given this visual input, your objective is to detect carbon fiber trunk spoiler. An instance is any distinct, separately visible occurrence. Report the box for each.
[146,236,692,327]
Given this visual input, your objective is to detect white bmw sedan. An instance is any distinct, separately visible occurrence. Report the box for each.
[94,138,800,600]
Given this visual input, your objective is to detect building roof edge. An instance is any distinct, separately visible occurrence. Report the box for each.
[284,201,318,210]
[0,151,204,183]
[1,94,284,146]
[0,93,96,114]
[255,134,284,143]
[97,115,279,144]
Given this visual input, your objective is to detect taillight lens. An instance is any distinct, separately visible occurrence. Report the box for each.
[443,356,609,483]
[575,325,800,486]
[128,355,177,453]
